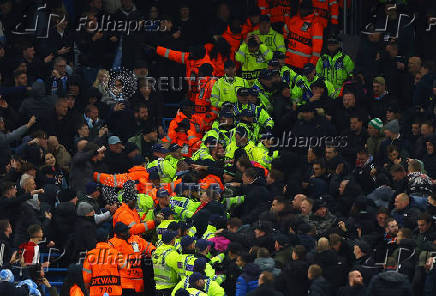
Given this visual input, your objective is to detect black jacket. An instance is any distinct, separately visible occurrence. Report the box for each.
[247,284,283,296]
[366,271,413,296]
[0,233,13,268]
[337,285,366,296]
[70,216,97,262]
[0,193,31,227]
[309,276,334,296]
[275,259,309,296]
[52,201,77,248]
[236,177,272,224]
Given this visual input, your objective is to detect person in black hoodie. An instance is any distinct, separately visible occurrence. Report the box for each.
[335,180,363,219]
[52,189,78,249]
[307,264,333,296]
[275,245,309,296]
[390,228,417,282]
[423,136,436,179]
[366,269,413,296]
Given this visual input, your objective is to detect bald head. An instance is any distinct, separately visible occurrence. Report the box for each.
[394,193,409,210]
[292,194,307,209]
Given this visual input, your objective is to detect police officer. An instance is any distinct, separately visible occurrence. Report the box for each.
[211,60,249,108]
[201,110,235,148]
[153,230,182,296]
[316,35,354,97]
[291,63,336,106]
[225,126,267,164]
[147,145,177,183]
[177,235,197,277]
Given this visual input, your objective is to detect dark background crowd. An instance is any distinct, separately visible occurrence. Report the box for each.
[0,0,435,296]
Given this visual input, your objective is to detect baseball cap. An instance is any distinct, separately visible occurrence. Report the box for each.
[169,143,182,152]
[114,222,129,235]
[157,188,170,198]
[152,143,170,154]
[235,126,248,138]
[219,110,234,118]
[298,103,315,113]
[180,235,196,249]
[76,202,94,216]
[58,189,77,203]
[189,272,208,286]
[224,60,235,69]
[248,87,259,97]
[237,87,250,97]
[327,35,340,44]
[272,51,286,60]
[162,230,177,244]
[259,69,273,80]
[195,239,214,251]
[161,207,175,219]
[303,63,315,75]
[259,15,270,23]
[268,59,280,67]
[108,136,121,145]
[194,257,207,272]
[85,182,99,195]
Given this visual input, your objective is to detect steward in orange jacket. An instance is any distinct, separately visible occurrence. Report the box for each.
[242,8,261,39]
[283,0,323,70]
[112,181,155,235]
[205,38,232,77]
[312,0,339,29]
[156,45,215,99]
[83,233,123,296]
[109,222,156,294]
[222,19,244,61]
[258,0,291,29]
[163,100,206,155]
[94,166,150,191]
[193,63,219,132]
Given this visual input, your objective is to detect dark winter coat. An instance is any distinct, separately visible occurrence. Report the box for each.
[275,259,309,296]
[366,271,413,296]
[308,276,333,296]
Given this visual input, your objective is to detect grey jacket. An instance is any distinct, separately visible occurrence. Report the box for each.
[0,125,29,166]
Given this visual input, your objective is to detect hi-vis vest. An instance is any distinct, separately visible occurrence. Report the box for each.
[152,244,181,290]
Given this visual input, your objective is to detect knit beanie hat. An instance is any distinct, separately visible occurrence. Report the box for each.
[369,118,383,131]
[122,180,137,203]
[383,119,400,134]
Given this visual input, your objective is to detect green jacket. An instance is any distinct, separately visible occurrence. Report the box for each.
[153,244,181,290]
[291,75,336,106]
[252,79,275,114]
[234,104,274,131]
[201,121,233,148]
[235,43,273,85]
[211,75,249,108]
[171,277,222,296]
[252,28,286,54]
[280,65,298,88]
[256,142,279,170]
[169,196,201,220]
[316,50,354,95]
[191,146,214,162]
[147,158,177,183]
[225,140,266,164]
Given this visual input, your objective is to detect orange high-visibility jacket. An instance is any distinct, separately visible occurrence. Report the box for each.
[69,285,85,296]
[164,111,205,150]
[156,46,216,98]
[258,0,292,24]
[94,167,174,196]
[113,203,155,235]
[94,166,150,192]
[82,242,123,296]
[108,236,155,292]
[222,26,243,61]
[205,43,232,77]
[283,13,324,69]
[199,174,225,191]
[312,0,339,28]
[242,18,260,40]
[251,161,269,177]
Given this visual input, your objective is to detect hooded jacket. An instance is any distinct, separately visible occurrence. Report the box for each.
[19,79,56,119]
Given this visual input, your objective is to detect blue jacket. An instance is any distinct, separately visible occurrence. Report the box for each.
[236,275,258,296]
